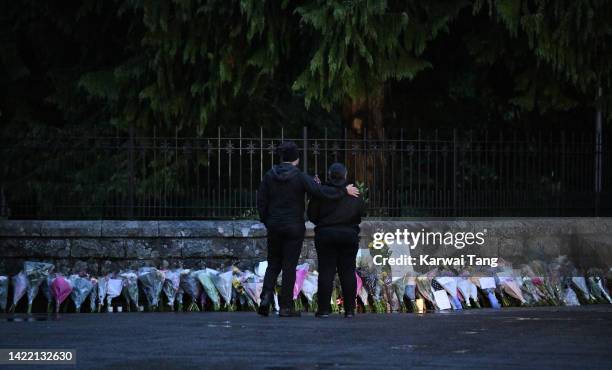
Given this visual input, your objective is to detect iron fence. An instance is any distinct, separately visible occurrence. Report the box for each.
[1,127,610,219]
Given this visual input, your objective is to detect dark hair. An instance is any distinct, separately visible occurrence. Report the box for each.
[327,162,347,185]
[276,141,299,162]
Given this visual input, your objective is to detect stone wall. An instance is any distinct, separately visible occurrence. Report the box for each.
[0,218,611,275]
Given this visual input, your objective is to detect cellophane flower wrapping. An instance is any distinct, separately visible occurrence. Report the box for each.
[69,274,94,312]
[24,261,55,313]
[471,274,500,309]
[195,269,221,311]
[301,271,318,304]
[571,276,595,303]
[241,271,263,307]
[106,278,124,307]
[232,268,253,310]
[0,276,8,312]
[416,275,435,310]
[213,269,234,310]
[526,261,560,305]
[96,277,108,312]
[50,275,73,312]
[162,270,181,309]
[392,271,417,312]
[255,261,268,277]
[355,272,369,308]
[293,264,309,300]
[587,268,612,304]
[180,270,202,311]
[496,267,526,305]
[457,277,474,308]
[137,267,165,310]
[436,272,462,310]
[10,271,28,312]
[358,266,384,312]
[120,271,139,310]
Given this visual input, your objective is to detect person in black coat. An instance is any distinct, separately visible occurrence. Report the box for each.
[307,162,365,318]
[257,142,360,317]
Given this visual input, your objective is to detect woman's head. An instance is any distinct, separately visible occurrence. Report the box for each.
[327,162,347,186]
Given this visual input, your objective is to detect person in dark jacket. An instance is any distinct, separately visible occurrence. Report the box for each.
[257,142,359,317]
[307,162,365,318]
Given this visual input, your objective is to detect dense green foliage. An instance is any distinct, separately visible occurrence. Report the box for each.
[2,0,610,138]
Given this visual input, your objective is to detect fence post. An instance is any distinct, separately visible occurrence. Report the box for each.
[303,126,308,172]
[594,87,603,215]
[453,129,458,217]
[127,124,135,218]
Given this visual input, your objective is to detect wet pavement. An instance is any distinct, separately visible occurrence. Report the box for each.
[1,305,611,369]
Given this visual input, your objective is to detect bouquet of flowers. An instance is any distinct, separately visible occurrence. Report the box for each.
[106,277,124,309]
[213,269,234,311]
[162,269,181,310]
[50,275,73,312]
[10,271,28,312]
[471,274,501,309]
[381,272,399,312]
[393,271,418,312]
[69,274,94,312]
[89,279,98,313]
[24,261,55,313]
[241,271,263,307]
[232,268,254,310]
[457,270,479,308]
[96,276,108,312]
[415,273,435,311]
[436,271,462,310]
[293,264,309,300]
[0,276,8,312]
[120,271,139,311]
[196,269,221,311]
[358,266,385,313]
[301,271,318,312]
[526,261,560,305]
[495,267,526,306]
[587,268,612,304]
[570,276,595,304]
[430,273,453,311]
[137,267,165,310]
[355,272,368,309]
[180,270,202,311]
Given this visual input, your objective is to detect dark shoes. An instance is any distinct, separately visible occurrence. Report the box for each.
[315,311,330,318]
[344,310,355,318]
[257,291,274,317]
[278,307,301,317]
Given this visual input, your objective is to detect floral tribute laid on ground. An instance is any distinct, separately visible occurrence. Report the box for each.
[1,257,610,314]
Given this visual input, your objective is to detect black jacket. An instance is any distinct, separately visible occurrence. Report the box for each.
[307,180,365,234]
[257,163,347,227]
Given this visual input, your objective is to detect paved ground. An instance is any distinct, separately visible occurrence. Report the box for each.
[1,305,611,370]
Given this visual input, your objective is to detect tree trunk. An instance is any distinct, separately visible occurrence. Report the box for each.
[342,93,385,193]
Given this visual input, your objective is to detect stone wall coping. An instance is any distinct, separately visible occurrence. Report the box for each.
[1,218,611,238]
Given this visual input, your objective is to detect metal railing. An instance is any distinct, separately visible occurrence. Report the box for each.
[1,127,610,219]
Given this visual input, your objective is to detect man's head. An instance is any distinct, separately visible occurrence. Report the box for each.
[327,162,348,186]
[277,141,300,165]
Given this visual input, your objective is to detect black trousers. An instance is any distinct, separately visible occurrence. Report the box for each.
[315,227,359,313]
[261,223,305,309]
